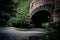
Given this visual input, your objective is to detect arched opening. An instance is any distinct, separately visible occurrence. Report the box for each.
[31,10,51,28]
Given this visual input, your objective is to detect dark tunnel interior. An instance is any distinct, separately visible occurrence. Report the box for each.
[31,10,51,28]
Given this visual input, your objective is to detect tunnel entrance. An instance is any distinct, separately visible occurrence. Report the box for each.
[31,10,51,28]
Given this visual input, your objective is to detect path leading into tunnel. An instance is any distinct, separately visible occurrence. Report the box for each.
[0,27,46,40]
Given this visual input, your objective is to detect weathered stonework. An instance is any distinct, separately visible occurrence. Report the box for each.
[29,0,54,14]
[29,0,60,29]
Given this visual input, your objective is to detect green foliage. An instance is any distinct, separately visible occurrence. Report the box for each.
[41,22,49,28]
[0,0,30,27]
[6,0,30,27]
[42,29,60,40]
[0,0,15,26]
[41,24,60,40]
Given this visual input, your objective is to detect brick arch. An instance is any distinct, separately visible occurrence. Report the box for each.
[30,4,54,24]
[30,4,54,16]
[30,4,54,28]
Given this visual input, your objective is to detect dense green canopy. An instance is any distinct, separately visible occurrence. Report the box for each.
[0,0,30,27]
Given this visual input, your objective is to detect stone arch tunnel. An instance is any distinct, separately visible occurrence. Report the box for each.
[30,8,52,28]
[31,10,51,25]
[29,0,55,28]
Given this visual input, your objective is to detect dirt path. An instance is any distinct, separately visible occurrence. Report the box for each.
[0,27,46,40]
